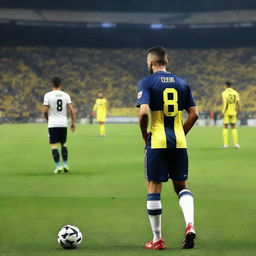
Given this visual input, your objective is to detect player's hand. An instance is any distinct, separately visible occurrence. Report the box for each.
[71,123,76,132]
[142,132,150,144]
[219,113,224,118]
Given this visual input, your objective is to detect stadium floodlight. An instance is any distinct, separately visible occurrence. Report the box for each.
[150,24,164,29]
[101,22,116,28]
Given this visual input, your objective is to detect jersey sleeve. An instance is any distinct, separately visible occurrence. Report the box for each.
[67,94,72,104]
[136,79,150,108]
[184,84,196,109]
[43,94,49,106]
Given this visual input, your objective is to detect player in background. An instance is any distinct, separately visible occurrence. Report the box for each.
[220,81,240,149]
[137,46,198,250]
[92,92,107,136]
[43,77,76,173]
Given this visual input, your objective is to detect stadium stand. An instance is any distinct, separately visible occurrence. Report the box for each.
[0,47,255,121]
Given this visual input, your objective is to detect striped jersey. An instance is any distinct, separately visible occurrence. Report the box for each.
[136,71,196,149]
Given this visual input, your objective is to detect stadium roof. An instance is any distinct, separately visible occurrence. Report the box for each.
[1,5,256,48]
[1,9,256,25]
[0,0,256,13]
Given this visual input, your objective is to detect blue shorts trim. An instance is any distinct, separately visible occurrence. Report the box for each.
[144,148,188,182]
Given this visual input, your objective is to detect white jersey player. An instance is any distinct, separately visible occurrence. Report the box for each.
[43,77,76,174]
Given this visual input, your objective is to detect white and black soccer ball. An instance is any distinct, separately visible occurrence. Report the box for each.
[57,225,83,249]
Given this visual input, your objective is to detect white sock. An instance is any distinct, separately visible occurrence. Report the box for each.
[179,189,194,226]
[148,214,162,242]
[147,193,162,243]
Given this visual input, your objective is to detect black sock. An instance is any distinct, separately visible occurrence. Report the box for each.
[61,146,68,162]
[52,148,60,164]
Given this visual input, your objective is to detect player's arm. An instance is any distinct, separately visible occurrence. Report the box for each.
[237,100,240,114]
[183,106,199,135]
[220,93,227,117]
[43,105,49,122]
[67,103,76,132]
[183,84,198,135]
[236,93,240,116]
[92,103,97,117]
[42,94,49,122]
[136,79,151,144]
[138,104,150,144]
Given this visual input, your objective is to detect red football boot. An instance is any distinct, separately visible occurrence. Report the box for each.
[145,238,165,250]
[182,223,196,249]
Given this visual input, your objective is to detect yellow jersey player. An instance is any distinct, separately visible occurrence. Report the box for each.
[221,81,240,149]
[137,46,198,250]
[92,92,107,136]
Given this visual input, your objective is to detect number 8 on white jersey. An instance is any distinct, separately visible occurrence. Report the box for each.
[43,90,72,128]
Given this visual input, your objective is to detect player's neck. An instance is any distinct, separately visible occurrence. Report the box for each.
[52,87,61,91]
[153,67,167,73]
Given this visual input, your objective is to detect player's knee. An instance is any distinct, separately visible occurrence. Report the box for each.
[172,181,187,195]
[174,186,184,195]
[51,143,58,149]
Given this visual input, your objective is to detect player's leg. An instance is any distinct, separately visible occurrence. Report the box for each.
[61,143,69,172]
[222,116,229,148]
[60,128,69,172]
[173,180,196,249]
[147,181,163,243]
[144,149,166,250]
[170,149,195,249]
[173,180,194,226]
[231,117,239,148]
[99,121,105,136]
[48,128,62,173]
[51,143,62,173]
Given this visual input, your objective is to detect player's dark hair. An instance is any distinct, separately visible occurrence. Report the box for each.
[147,46,168,66]
[52,77,61,88]
[225,81,232,87]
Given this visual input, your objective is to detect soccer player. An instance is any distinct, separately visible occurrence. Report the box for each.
[221,81,240,149]
[43,77,76,174]
[136,46,199,250]
[92,92,107,136]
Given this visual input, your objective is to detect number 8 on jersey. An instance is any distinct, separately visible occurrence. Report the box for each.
[163,88,178,117]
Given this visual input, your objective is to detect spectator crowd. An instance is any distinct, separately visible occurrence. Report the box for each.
[0,47,255,120]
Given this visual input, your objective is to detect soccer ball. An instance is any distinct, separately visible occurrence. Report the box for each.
[57,225,83,249]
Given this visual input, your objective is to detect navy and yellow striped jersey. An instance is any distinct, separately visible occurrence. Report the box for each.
[136,71,196,149]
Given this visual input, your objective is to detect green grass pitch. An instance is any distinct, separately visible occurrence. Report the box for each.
[0,124,255,256]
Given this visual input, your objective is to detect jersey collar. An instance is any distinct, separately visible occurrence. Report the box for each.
[155,70,171,74]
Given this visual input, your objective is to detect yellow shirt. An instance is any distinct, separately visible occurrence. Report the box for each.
[221,88,240,116]
[93,98,107,120]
